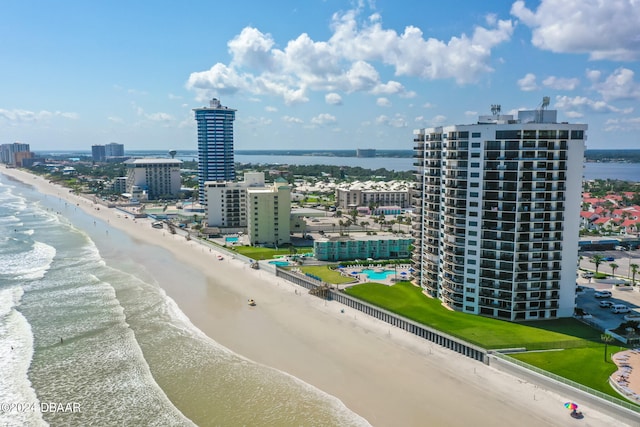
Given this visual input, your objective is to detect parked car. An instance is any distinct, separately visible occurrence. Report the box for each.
[599,300,614,308]
[595,290,612,298]
[581,272,594,278]
[603,256,615,262]
[611,304,631,314]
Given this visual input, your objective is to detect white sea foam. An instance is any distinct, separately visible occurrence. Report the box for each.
[0,241,56,280]
[0,287,46,427]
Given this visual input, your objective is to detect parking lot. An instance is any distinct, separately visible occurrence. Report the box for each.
[574,248,640,330]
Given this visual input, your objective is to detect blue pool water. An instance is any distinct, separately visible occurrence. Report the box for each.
[268,261,289,267]
[360,269,395,280]
[225,236,239,243]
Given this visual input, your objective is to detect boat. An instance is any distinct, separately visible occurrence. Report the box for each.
[248,299,256,306]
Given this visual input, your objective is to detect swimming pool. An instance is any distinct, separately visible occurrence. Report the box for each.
[268,260,289,267]
[360,269,395,280]
[225,236,239,243]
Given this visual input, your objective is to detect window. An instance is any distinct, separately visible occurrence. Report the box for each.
[469,231,477,236]
[470,192,478,197]
[570,130,584,139]
[470,201,479,207]
[467,268,476,274]
[467,249,476,255]
[467,259,476,264]
[470,182,479,187]
[472,133,481,138]
[469,240,477,246]
[469,211,478,217]
[469,221,478,226]
[471,162,480,168]
[471,152,480,157]
[471,172,480,178]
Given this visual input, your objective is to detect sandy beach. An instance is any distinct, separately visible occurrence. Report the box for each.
[2,167,631,427]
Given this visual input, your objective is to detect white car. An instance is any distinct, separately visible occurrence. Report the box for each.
[595,290,612,298]
[598,300,614,308]
[611,304,630,314]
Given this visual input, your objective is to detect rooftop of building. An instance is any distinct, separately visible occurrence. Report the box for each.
[124,158,182,165]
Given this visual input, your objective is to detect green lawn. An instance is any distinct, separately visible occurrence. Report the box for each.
[231,246,313,260]
[344,282,601,349]
[510,347,624,398]
[299,265,357,285]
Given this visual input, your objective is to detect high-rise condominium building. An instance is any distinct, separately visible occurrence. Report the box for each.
[105,142,125,158]
[194,98,236,205]
[412,105,586,321]
[0,142,30,166]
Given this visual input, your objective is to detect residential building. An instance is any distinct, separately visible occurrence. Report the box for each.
[204,172,266,231]
[336,180,411,210]
[0,142,31,166]
[314,235,414,261]
[412,106,586,321]
[246,178,291,247]
[92,145,106,162]
[356,148,376,158]
[105,142,124,158]
[124,158,182,200]
[194,98,236,204]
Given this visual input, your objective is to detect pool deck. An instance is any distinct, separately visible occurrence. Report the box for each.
[338,265,413,286]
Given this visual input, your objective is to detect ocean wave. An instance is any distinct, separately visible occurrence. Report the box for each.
[0,287,45,427]
[0,241,56,281]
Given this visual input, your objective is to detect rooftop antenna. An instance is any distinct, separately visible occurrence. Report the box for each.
[490,104,501,116]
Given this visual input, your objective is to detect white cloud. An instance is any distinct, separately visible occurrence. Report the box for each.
[464,110,477,117]
[554,95,633,114]
[423,102,435,108]
[591,67,640,101]
[265,106,278,112]
[146,112,174,122]
[186,7,513,103]
[0,109,79,123]
[604,116,640,132]
[311,113,337,125]
[325,93,343,105]
[375,114,407,128]
[376,97,391,107]
[431,114,447,125]
[517,73,538,91]
[282,115,304,124]
[244,116,272,127]
[168,93,183,100]
[511,0,640,61]
[542,76,579,91]
[107,116,124,123]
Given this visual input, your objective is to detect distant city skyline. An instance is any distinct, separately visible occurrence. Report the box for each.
[1,1,639,151]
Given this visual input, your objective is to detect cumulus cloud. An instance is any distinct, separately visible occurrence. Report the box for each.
[0,109,79,123]
[517,73,538,91]
[282,115,304,124]
[590,67,640,101]
[375,114,407,128]
[605,116,640,132]
[376,97,391,107]
[265,106,278,112]
[555,95,632,114]
[311,113,337,125]
[542,76,579,91]
[186,7,513,103]
[325,93,343,105]
[511,0,640,61]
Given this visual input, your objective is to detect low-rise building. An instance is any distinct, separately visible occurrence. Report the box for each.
[314,235,414,261]
[336,180,412,210]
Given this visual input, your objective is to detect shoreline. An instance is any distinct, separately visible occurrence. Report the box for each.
[1,167,629,426]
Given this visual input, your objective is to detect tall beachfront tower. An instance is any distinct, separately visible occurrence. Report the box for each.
[411,102,587,321]
[193,98,237,205]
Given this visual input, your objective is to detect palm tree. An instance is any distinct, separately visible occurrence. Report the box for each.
[590,254,604,275]
[610,262,619,278]
[360,221,369,233]
[601,333,615,362]
[631,263,639,285]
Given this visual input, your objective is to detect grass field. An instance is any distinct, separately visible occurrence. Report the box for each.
[231,246,313,260]
[299,265,357,285]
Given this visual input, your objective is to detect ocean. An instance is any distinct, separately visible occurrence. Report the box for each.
[0,173,369,427]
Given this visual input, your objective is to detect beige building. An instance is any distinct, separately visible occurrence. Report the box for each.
[205,172,266,231]
[247,177,291,247]
[124,158,182,200]
[336,180,412,210]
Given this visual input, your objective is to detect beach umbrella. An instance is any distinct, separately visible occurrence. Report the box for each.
[400,271,407,276]
[564,402,578,411]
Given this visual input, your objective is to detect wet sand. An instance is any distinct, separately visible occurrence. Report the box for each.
[2,167,628,427]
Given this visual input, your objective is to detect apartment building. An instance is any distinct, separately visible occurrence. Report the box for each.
[412,106,586,321]
[246,178,291,247]
[124,158,182,200]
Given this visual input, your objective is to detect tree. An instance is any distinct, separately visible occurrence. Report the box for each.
[590,254,604,274]
[631,263,639,285]
[360,221,369,233]
[601,333,615,362]
[610,263,619,278]
[349,209,358,223]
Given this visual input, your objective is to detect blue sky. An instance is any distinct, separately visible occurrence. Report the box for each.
[1,0,639,151]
